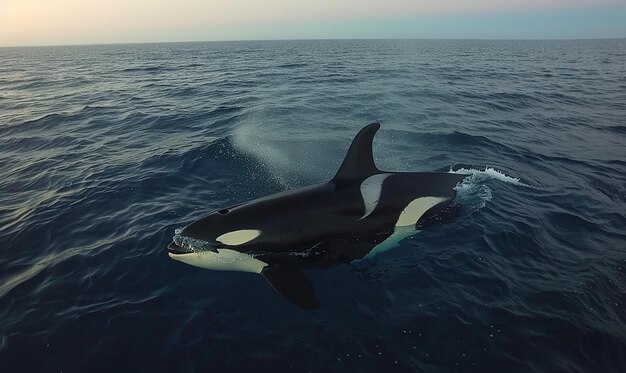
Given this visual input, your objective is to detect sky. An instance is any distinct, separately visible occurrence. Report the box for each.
[1,0,625,47]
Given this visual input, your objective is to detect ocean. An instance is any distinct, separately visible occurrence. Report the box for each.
[0,39,625,372]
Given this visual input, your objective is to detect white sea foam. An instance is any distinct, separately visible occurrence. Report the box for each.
[173,227,213,252]
[449,166,529,187]
[449,166,528,212]
[454,180,493,212]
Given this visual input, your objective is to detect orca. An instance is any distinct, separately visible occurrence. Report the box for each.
[167,123,468,309]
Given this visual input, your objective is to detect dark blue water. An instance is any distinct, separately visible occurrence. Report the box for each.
[1,39,625,372]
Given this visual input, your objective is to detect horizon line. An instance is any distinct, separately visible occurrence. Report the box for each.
[1,36,625,49]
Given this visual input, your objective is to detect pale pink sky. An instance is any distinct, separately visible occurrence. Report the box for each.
[1,0,624,46]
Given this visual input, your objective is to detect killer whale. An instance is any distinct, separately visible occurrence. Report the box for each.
[168,123,467,309]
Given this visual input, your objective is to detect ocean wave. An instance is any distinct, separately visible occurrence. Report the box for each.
[119,65,174,73]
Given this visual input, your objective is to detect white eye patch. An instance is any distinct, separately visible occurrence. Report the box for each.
[216,229,261,246]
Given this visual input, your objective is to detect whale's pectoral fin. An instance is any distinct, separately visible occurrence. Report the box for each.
[260,266,320,310]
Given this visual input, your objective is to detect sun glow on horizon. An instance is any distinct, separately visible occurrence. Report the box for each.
[1,0,625,46]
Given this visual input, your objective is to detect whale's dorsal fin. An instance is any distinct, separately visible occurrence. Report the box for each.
[332,123,381,183]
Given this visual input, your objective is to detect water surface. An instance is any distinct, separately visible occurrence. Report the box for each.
[1,39,625,372]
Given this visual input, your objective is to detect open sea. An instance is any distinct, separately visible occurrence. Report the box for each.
[1,39,625,372]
